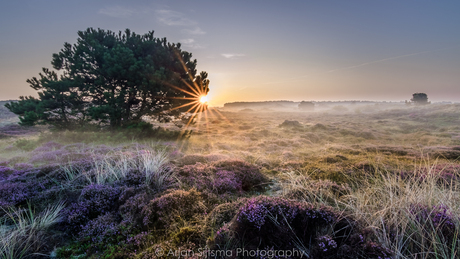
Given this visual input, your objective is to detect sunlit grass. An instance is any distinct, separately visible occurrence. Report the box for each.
[280,156,460,258]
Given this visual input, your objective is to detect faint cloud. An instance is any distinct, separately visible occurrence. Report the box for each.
[156,10,196,26]
[221,53,246,59]
[182,27,206,35]
[180,39,205,49]
[156,10,206,35]
[99,6,135,18]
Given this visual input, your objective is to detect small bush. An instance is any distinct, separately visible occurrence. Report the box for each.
[141,189,206,231]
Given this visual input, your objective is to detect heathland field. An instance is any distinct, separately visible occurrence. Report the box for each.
[1,102,460,258]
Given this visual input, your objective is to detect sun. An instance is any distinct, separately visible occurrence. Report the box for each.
[199,95,208,104]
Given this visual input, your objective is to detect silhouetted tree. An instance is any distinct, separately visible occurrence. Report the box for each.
[6,28,209,129]
[411,93,429,105]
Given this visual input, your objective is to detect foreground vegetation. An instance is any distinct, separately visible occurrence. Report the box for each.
[1,103,460,258]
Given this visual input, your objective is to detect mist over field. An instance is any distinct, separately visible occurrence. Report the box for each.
[2,97,460,258]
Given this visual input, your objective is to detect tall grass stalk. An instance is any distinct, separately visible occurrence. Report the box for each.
[282,158,460,258]
[343,161,460,258]
[0,202,64,259]
[68,149,174,188]
[138,149,173,189]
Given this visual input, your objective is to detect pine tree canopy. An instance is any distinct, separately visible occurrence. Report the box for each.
[6,28,209,129]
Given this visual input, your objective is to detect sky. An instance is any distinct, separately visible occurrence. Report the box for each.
[1,0,459,106]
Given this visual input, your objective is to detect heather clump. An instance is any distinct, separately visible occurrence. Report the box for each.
[76,213,125,254]
[13,162,34,171]
[0,166,17,179]
[62,184,122,233]
[33,141,63,152]
[212,196,392,259]
[203,198,249,238]
[0,173,60,210]
[118,188,152,229]
[409,204,458,246]
[0,182,30,208]
[141,189,207,231]
[177,160,268,200]
[213,160,268,192]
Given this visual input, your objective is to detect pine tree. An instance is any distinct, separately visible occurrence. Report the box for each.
[6,28,209,129]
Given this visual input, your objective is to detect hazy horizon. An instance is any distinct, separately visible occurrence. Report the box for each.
[1,1,459,106]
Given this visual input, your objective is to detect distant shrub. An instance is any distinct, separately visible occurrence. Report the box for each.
[279,120,302,128]
[312,123,328,131]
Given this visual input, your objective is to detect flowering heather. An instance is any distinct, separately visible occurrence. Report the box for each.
[0,166,17,179]
[214,160,268,192]
[410,204,457,241]
[361,242,393,259]
[119,190,151,229]
[0,182,30,207]
[317,235,338,252]
[212,170,242,194]
[78,213,122,250]
[213,196,393,259]
[0,175,58,209]
[62,184,122,233]
[236,196,336,231]
[178,160,267,198]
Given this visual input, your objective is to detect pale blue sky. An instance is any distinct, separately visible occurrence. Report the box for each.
[1,0,459,105]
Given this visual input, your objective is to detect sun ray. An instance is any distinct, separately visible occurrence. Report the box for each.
[182,102,201,114]
[167,100,199,112]
[182,78,202,97]
[203,107,209,139]
[193,104,205,132]
[163,81,199,98]
[209,107,232,124]
[174,50,204,97]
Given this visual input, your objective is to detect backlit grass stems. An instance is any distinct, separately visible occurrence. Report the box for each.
[81,149,172,188]
[0,202,64,259]
[344,162,460,259]
[283,159,460,258]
